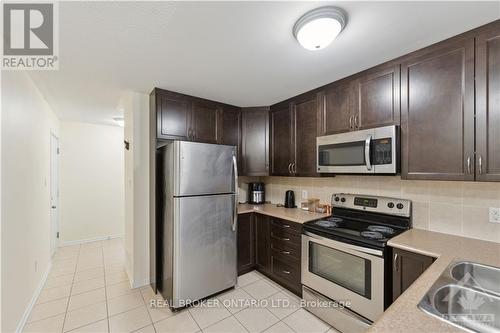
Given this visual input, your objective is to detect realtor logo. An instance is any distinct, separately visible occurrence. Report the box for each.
[2,2,58,69]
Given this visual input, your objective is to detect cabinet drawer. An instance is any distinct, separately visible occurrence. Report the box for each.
[270,227,301,248]
[271,240,300,260]
[272,256,300,287]
[271,247,300,262]
[271,219,302,235]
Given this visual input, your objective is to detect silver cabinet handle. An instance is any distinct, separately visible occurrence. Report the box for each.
[281,250,290,255]
[354,115,359,128]
[282,270,291,274]
[467,156,471,174]
[292,163,296,174]
[232,154,238,232]
[394,253,398,271]
[282,224,290,228]
[288,163,292,174]
[365,135,372,171]
[479,155,483,174]
[349,116,353,129]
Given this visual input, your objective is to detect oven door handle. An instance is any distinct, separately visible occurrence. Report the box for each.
[304,231,383,257]
[365,135,372,171]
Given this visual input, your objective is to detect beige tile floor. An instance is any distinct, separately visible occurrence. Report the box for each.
[23,239,338,333]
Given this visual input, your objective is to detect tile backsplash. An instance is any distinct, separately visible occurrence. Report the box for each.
[239,176,500,243]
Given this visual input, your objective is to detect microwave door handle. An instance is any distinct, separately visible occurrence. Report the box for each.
[365,135,372,171]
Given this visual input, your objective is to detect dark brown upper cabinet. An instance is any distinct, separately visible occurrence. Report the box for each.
[155,90,191,140]
[220,106,242,172]
[292,94,320,176]
[476,26,500,181]
[270,104,293,176]
[401,37,475,181]
[270,93,320,177]
[191,101,220,143]
[355,64,401,129]
[241,107,269,176]
[320,79,355,135]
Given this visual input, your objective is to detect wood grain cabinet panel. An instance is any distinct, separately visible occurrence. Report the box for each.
[476,27,500,181]
[401,38,475,180]
[237,213,255,276]
[156,91,190,140]
[191,101,219,143]
[392,248,434,302]
[221,107,242,172]
[270,104,293,176]
[357,64,400,129]
[241,107,269,176]
[255,214,271,274]
[293,94,320,176]
[320,80,355,135]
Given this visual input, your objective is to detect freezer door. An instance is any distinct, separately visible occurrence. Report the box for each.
[172,194,237,308]
[174,141,236,196]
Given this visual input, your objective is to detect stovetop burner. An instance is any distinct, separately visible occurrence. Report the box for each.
[360,231,385,240]
[367,225,394,235]
[315,220,339,228]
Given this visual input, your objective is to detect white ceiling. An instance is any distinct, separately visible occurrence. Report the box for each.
[30,1,500,125]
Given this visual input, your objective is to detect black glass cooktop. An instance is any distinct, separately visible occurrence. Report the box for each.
[303,208,411,250]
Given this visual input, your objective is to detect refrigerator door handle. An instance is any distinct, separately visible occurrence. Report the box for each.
[232,154,238,232]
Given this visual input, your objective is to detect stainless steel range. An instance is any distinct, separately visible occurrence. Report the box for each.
[301,193,412,333]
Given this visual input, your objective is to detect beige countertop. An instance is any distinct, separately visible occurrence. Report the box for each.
[369,229,500,333]
[237,203,329,224]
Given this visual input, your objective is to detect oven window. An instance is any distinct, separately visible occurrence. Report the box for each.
[318,141,366,166]
[309,242,371,299]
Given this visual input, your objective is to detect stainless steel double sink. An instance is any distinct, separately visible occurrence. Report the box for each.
[418,260,500,333]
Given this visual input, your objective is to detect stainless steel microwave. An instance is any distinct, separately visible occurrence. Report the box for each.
[317,125,399,174]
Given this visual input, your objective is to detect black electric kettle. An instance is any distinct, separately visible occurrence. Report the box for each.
[284,190,296,208]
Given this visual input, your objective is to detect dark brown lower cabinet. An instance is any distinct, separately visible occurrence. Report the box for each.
[392,247,434,302]
[237,214,255,276]
[255,214,271,274]
[237,213,302,296]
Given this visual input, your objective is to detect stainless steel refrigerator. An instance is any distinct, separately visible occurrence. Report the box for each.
[159,141,238,309]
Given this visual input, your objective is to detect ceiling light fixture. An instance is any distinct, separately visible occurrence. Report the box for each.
[293,6,347,51]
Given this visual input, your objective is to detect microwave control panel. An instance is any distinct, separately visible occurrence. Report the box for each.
[373,138,392,165]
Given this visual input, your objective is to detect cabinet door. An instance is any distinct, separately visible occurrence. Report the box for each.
[392,248,433,302]
[476,27,500,181]
[255,214,271,274]
[270,104,293,176]
[401,38,475,180]
[357,64,400,129]
[191,101,219,143]
[156,91,190,140]
[237,214,255,275]
[293,94,320,176]
[221,107,242,172]
[320,80,355,135]
[241,107,269,176]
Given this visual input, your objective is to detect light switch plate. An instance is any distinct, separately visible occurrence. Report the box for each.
[489,207,500,224]
[302,190,308,200]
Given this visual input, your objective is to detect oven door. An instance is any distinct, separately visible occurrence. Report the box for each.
[301,232,385,322]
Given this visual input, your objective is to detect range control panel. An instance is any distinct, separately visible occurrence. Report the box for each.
[332,193,411,217]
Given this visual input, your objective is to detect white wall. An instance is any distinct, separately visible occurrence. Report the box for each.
[59,121,124,243]
[121,91,150,287]
[1,71,60,332]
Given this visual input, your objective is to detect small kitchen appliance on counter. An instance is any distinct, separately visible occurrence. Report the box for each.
[248,182,265,204]
[301,193,412,333]
[284,190,296,208]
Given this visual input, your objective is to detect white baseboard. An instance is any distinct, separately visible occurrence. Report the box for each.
[15,261,52,333]
[60,234,123,247]
[131,277,150,289]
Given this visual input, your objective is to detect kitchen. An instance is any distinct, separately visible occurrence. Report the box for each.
[2,2,500,333]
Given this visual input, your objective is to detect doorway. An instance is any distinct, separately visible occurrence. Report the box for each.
[50,133,60,256]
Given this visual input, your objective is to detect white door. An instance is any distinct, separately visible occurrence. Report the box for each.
[50,134,60,256]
